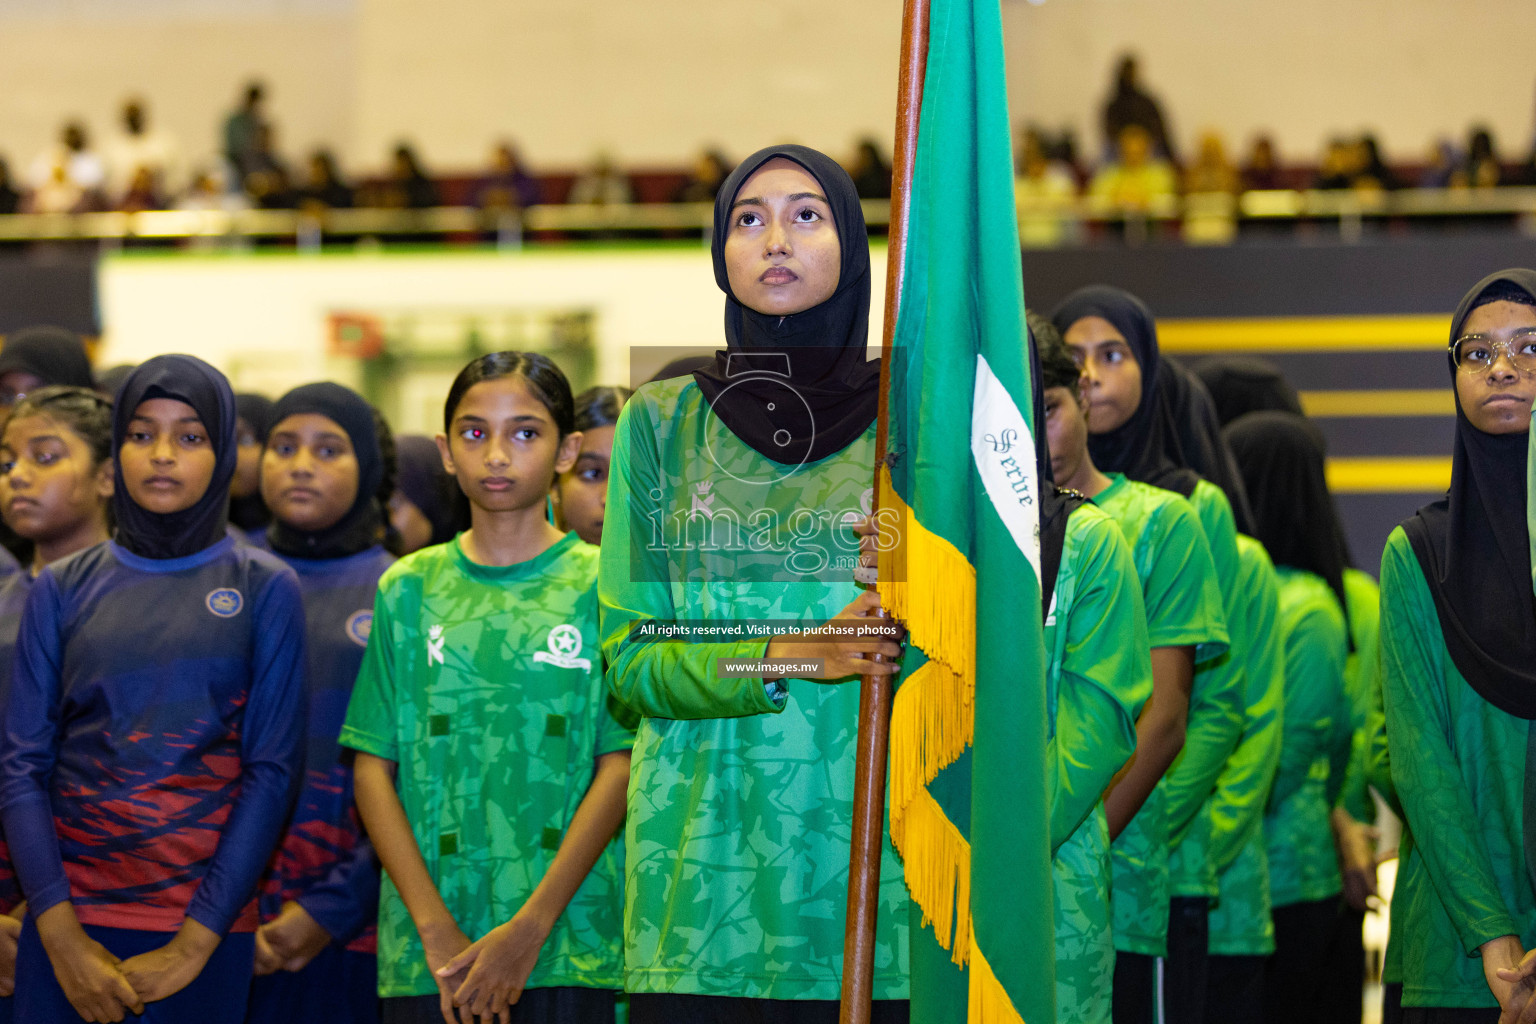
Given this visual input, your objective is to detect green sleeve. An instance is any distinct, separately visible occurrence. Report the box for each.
[1365,641,1399,816]
[1380,529,1518,953]
[1269,583,1349,810]
[1207,537,1284,872]
[1338,573,1382,820]
[598,393,787,720]
[339,575,403,761]
[1162,481,1246,844]
[1140,498,1229,658]
[1048,510,1151,853]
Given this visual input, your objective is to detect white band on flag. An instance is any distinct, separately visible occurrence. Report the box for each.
[970,353,1043,583]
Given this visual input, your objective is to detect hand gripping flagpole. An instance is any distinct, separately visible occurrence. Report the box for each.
[840,2,928,1022]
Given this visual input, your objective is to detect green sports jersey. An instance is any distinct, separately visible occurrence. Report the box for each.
[339,533,634,997]
[1379,528,1536,1008]
[1338,568,1382,823]
[1046,502,1152,1024]
[1091,474,1228,956]
[1262,566,1350,909]
[1207,535,1284,956]
[1166,480,1248,899]
[597,377,909,1001]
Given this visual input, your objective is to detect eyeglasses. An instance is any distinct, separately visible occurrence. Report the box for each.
[1449,330,1536,375]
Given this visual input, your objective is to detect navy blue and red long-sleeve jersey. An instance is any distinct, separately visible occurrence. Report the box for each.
[262,545,392,951]
[0,535,305,935]
[0,570,31,914]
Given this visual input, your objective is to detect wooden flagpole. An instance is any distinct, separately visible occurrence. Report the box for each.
[840,1,928,1022]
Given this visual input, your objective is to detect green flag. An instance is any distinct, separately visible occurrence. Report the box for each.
[876,1,1052,1021]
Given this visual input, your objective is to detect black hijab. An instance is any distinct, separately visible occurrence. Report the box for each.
[693,144,881,466]
[395,434,459,546]
[229,392,276,532]
[1402,269,1536,719]
[1159,360,1257,535]
[1029,324,1083,622]
[1193,355,1304,426]
[113,355,237,560]
[1225,411,1349,619]
[1050,285,1200,496]
[0,325,95,391]
[265,382,387,560]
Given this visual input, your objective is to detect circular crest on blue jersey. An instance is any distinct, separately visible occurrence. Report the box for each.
[346,609,373,647]
[205,588,244,618]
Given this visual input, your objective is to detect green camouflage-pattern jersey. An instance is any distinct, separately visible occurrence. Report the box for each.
[1046,502,1150,1024]
[1380,528,1536,1008]
[1166,481,1248,900]
[1092,474,1228,956]
[598,376,909,1000]
[1208,535,1284,956]
[340,533,634,997]
[1263,567,1349,908]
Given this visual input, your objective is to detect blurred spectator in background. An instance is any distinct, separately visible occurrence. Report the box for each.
[241,124,295,208]
[27,121,106,212]
[105,97,180,204]
[1102,54,1177,164]
[300,149,353,210]
[1353,134,1399,191]
[1184,131,1240,194]
[1089,124,1177,211]
[0,158,19,214]
[1451,126,1501,188]
[672,148,730,203]
[1314,137,1357,189]
[476,141,541,210]
[119,166,163,213]
[369,144,440,209]
[177,165,250,212]
[1014,127,1078,247]
[1240,135,1283,191]
[568,152,633,205]
[849,138,892,200]
[1418,138,1459,188]
[223,80,269,181]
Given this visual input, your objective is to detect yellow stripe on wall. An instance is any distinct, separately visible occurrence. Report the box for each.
[1159,315,1449,352]
[1326,456,1450,493]
[1299,389,1454,417]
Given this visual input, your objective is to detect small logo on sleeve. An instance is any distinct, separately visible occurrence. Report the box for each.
[205,588,244,618]
[533,624,592,671]
[346,610,373,647]
[426,624,446,666]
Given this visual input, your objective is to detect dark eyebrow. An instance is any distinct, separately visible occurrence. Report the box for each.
[730,191,830,211]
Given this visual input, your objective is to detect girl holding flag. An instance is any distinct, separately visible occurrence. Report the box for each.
[598,145,908,1023]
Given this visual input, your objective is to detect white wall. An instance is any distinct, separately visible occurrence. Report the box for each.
[0,0,356,182]
[1003,0,1536,164]
[351,0,902,169]
[3,0,1535,177]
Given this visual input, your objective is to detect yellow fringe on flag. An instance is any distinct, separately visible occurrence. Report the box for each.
[968,927,1027,1024]
[893,785,973,966]
[876,464,979,964]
